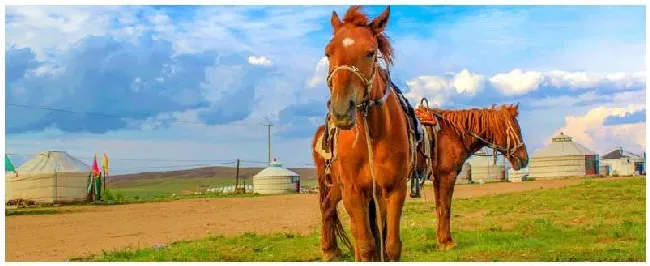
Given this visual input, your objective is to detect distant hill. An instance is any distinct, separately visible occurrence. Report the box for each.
[107,166,317,188]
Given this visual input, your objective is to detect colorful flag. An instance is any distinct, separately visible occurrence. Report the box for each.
[5,154,16,172]
[92,154,101,177]
[102,153,109,175]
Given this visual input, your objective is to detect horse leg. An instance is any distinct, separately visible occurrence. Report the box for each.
[342,187,375,262]
[436,172,457,250]
[385,187,406,261]
[320,183,344,261]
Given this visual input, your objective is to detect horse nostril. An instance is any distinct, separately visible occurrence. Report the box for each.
[333,112,347,120]
[348,100,355,109]
[327,100,331,108]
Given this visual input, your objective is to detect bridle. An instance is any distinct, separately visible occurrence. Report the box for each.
[326,53,391,116]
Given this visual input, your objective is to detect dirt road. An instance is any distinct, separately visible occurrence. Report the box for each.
[5,177,625,261]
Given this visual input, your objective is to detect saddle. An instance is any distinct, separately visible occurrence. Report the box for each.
[410,102,442,198]
[391,81,424,144]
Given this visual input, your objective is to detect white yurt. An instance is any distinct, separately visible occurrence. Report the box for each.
[6,151,91,203]
[467,151,505,182]
[601,147,645,176]
[528,132,598,180]
[253,158,300,195]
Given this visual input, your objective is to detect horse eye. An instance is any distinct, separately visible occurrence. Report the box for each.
[366,51,375,58]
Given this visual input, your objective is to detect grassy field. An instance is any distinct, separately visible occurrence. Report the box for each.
[107,177,318,200]
[77,178,646,262]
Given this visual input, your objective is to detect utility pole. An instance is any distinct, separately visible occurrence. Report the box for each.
[235,159,240,189]
[265,123,272,164]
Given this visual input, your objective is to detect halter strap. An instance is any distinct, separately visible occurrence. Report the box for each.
[326,53,391,116]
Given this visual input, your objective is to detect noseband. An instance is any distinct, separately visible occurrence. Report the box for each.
[326,53,391,116]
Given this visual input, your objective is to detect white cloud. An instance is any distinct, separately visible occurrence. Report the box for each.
[404,69,485,106]
[549,104,646,154]
[489,69,646,96]
[489,69,544,96]
[306,56,329,88]
[451,69,485,95]
[5,6,127,60]
[544,70,645,90]
[247,56,273,67]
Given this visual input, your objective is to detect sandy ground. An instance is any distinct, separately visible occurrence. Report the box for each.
[5,177,630,261]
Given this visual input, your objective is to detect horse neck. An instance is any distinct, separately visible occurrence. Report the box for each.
[441,116,488,158]
[459,110,507,154]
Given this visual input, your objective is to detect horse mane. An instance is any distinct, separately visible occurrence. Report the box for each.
[430,104,519,144]
[342,5,394,66]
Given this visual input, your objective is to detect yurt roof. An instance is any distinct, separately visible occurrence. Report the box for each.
[253,160,299,178]
[601,147,643,160]
[15,151,90,174]
[533,132,596,158]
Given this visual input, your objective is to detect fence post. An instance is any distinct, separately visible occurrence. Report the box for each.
[235,159,240,190]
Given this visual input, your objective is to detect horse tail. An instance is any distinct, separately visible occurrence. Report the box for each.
[332,204,353,252]
[368,200,385,260]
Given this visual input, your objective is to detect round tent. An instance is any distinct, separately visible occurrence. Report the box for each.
[528,132,598,180]
[467,151,505,182]
[253,159,300,195]
[6,151,91,203]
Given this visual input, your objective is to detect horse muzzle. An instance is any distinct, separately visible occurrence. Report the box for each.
[332,112,356,130]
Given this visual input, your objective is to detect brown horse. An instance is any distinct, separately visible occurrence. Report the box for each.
[313,103,529,259]
[312,5,415,262]
[412,103,529,250]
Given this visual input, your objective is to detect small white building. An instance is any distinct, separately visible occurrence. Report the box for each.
[601,147,645,176]
[253,159,300,195]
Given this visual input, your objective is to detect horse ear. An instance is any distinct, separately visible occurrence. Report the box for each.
[331,11,342,32]
[370,6,390,35]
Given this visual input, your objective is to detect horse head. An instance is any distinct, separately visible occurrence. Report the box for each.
[498,103,529,170]
[325,6,393,130]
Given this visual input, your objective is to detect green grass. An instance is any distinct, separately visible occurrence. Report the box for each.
[109,177,319,200]
[78,178,646,262]
[109,178,240,199]
[5,208,81,216]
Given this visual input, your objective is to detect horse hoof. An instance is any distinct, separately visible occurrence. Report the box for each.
[323,248,343,261]
[438,240,456,251]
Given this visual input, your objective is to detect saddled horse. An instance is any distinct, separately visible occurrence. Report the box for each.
[312,5,420,262]
[313,102,529,259]
[411,101,529,250]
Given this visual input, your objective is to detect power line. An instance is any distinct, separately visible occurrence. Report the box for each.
[5,153,268,164]
[6,103,267,127]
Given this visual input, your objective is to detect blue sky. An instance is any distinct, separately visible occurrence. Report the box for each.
[4,5,646,174]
